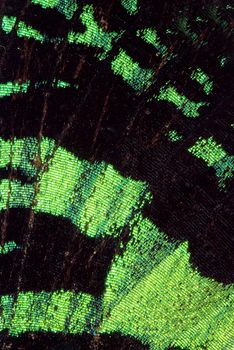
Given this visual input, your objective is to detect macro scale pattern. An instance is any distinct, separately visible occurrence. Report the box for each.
[0,0,233,349]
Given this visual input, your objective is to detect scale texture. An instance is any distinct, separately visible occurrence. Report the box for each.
[0,0,233,349]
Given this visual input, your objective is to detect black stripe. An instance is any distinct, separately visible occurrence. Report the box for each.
[0,210,117,296]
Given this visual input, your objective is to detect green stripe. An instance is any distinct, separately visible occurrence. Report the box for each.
[111,49,154,91]
[0,291,93,335]
[121,0,138,15]
[157,84,207,118]
[0,241,20,255]
[0,80,78,98]
[188,137,233,189]
[101,242,234,350]
[67,5,121,60]
[191,68,213,95]
[31,0,78,20]
[0,137,149,239]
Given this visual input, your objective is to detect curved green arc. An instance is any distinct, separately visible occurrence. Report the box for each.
[0,136,233,349]
[0,137,150,239]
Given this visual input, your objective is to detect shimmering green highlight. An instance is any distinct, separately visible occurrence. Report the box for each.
[111,49,154,91]
[17,21,45,42]
[0,80,77,98]
[68,5,121,60]
[137,28,167,56]
[0,241,20,255]
[101,242,234,350]
[0,81,30,98]
[189,137,226,166]
[31,0,78,19]
[157,85,207,118]
[188,137,233,189]
[1,16,16,33]
[0,137,149,239]
[2,16,63,43]
[0,1,233,344]
[167,130,183,142]
[2,16,45,41]
[55,80,71,88]
[1,12,213,121]
[0,291,93,335]
[0,137,233,349]
[103,214,178,315]
[191,68,213,95]
[121,0,138,15]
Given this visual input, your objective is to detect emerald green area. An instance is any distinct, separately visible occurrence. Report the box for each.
[0,2,232,347]
[111,49,154,91]
[1,16,59,43]
[103,214,178,315]
[0,180,34,208]
[32,0,58,8]
[2,16,45,41]
[1,16,16,33]
[0,241,20,255]
[1,243,233,348]
[55,80,71,88]
[167,130,183,142]
[137,28,167,56]
[0,136,233,349]
[2,6,121,59]
[121,0,138,15]
[189,137,227,166]
[68,5,121,60]
[31,0,78,19]
[101,242,234,350]
[0,291,93,335]
[188,137,233,189]
[191,68,213,95]
[0,295,14,330]
[157,85,207,118]
[0,137,150,239]
[0,80,77,98]
[213,155,234,189]
[1,14,212,120]
[0,81,30,97]
[17,21,45,42]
